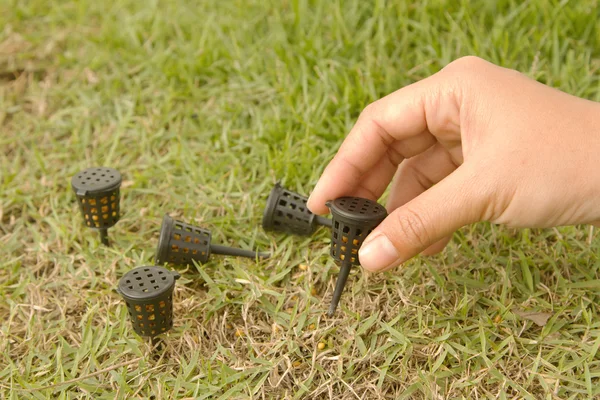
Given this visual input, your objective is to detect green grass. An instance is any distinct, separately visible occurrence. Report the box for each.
[2,0,600,398]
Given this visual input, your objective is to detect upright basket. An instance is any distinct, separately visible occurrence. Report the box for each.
[71,167,122,246]
[326,197,387,315]
[118,266,180,337]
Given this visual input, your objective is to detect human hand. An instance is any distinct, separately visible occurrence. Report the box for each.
[307,56,600,272]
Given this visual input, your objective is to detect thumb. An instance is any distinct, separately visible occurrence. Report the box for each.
[359,166,489,272]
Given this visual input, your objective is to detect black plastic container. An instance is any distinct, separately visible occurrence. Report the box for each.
[326,197,387,315]
[156,214,270,266]
[118,266,180,337]
[262,183,331,236]
[71,167,122,246]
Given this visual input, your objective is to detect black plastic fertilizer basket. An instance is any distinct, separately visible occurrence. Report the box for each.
[326,196,387,316]
[71,167,122,246]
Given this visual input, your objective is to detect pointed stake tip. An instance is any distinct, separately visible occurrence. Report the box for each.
[327,301,338,317]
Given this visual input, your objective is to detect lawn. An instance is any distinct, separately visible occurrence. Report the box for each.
[2,0,600,398]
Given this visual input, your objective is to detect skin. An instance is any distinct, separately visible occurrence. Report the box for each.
[307,56,600,273]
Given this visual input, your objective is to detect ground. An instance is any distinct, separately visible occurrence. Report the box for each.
[2,0,600,399]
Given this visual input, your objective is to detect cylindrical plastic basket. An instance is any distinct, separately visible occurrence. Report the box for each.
[118,266,180,337]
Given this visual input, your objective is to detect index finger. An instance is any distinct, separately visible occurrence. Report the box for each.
[307,75,443,214]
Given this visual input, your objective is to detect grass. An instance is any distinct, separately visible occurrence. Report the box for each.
[1,0,600,398]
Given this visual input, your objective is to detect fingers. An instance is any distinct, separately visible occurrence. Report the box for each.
[386,143,459,212]
[307,70,461,214]
[358,165,488,272]
[385,143,459,257]
[343,132,439,202]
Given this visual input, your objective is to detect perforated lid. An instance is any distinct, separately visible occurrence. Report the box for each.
[156,214,175,265]
[118,266,180,301]
[71,167,122,196]
[262,183,282,228]
[326,197,387,223]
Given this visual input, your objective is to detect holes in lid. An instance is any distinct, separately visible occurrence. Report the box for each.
[133,271,139,275]
[162,277,167,281]
[158,270,164,275]
[154,285,159,289]
[150,279,155,283]
[136,277,142,281]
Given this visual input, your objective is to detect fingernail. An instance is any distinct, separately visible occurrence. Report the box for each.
[359,233,401,272]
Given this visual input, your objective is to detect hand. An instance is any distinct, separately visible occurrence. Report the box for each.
[307,56,600,272]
